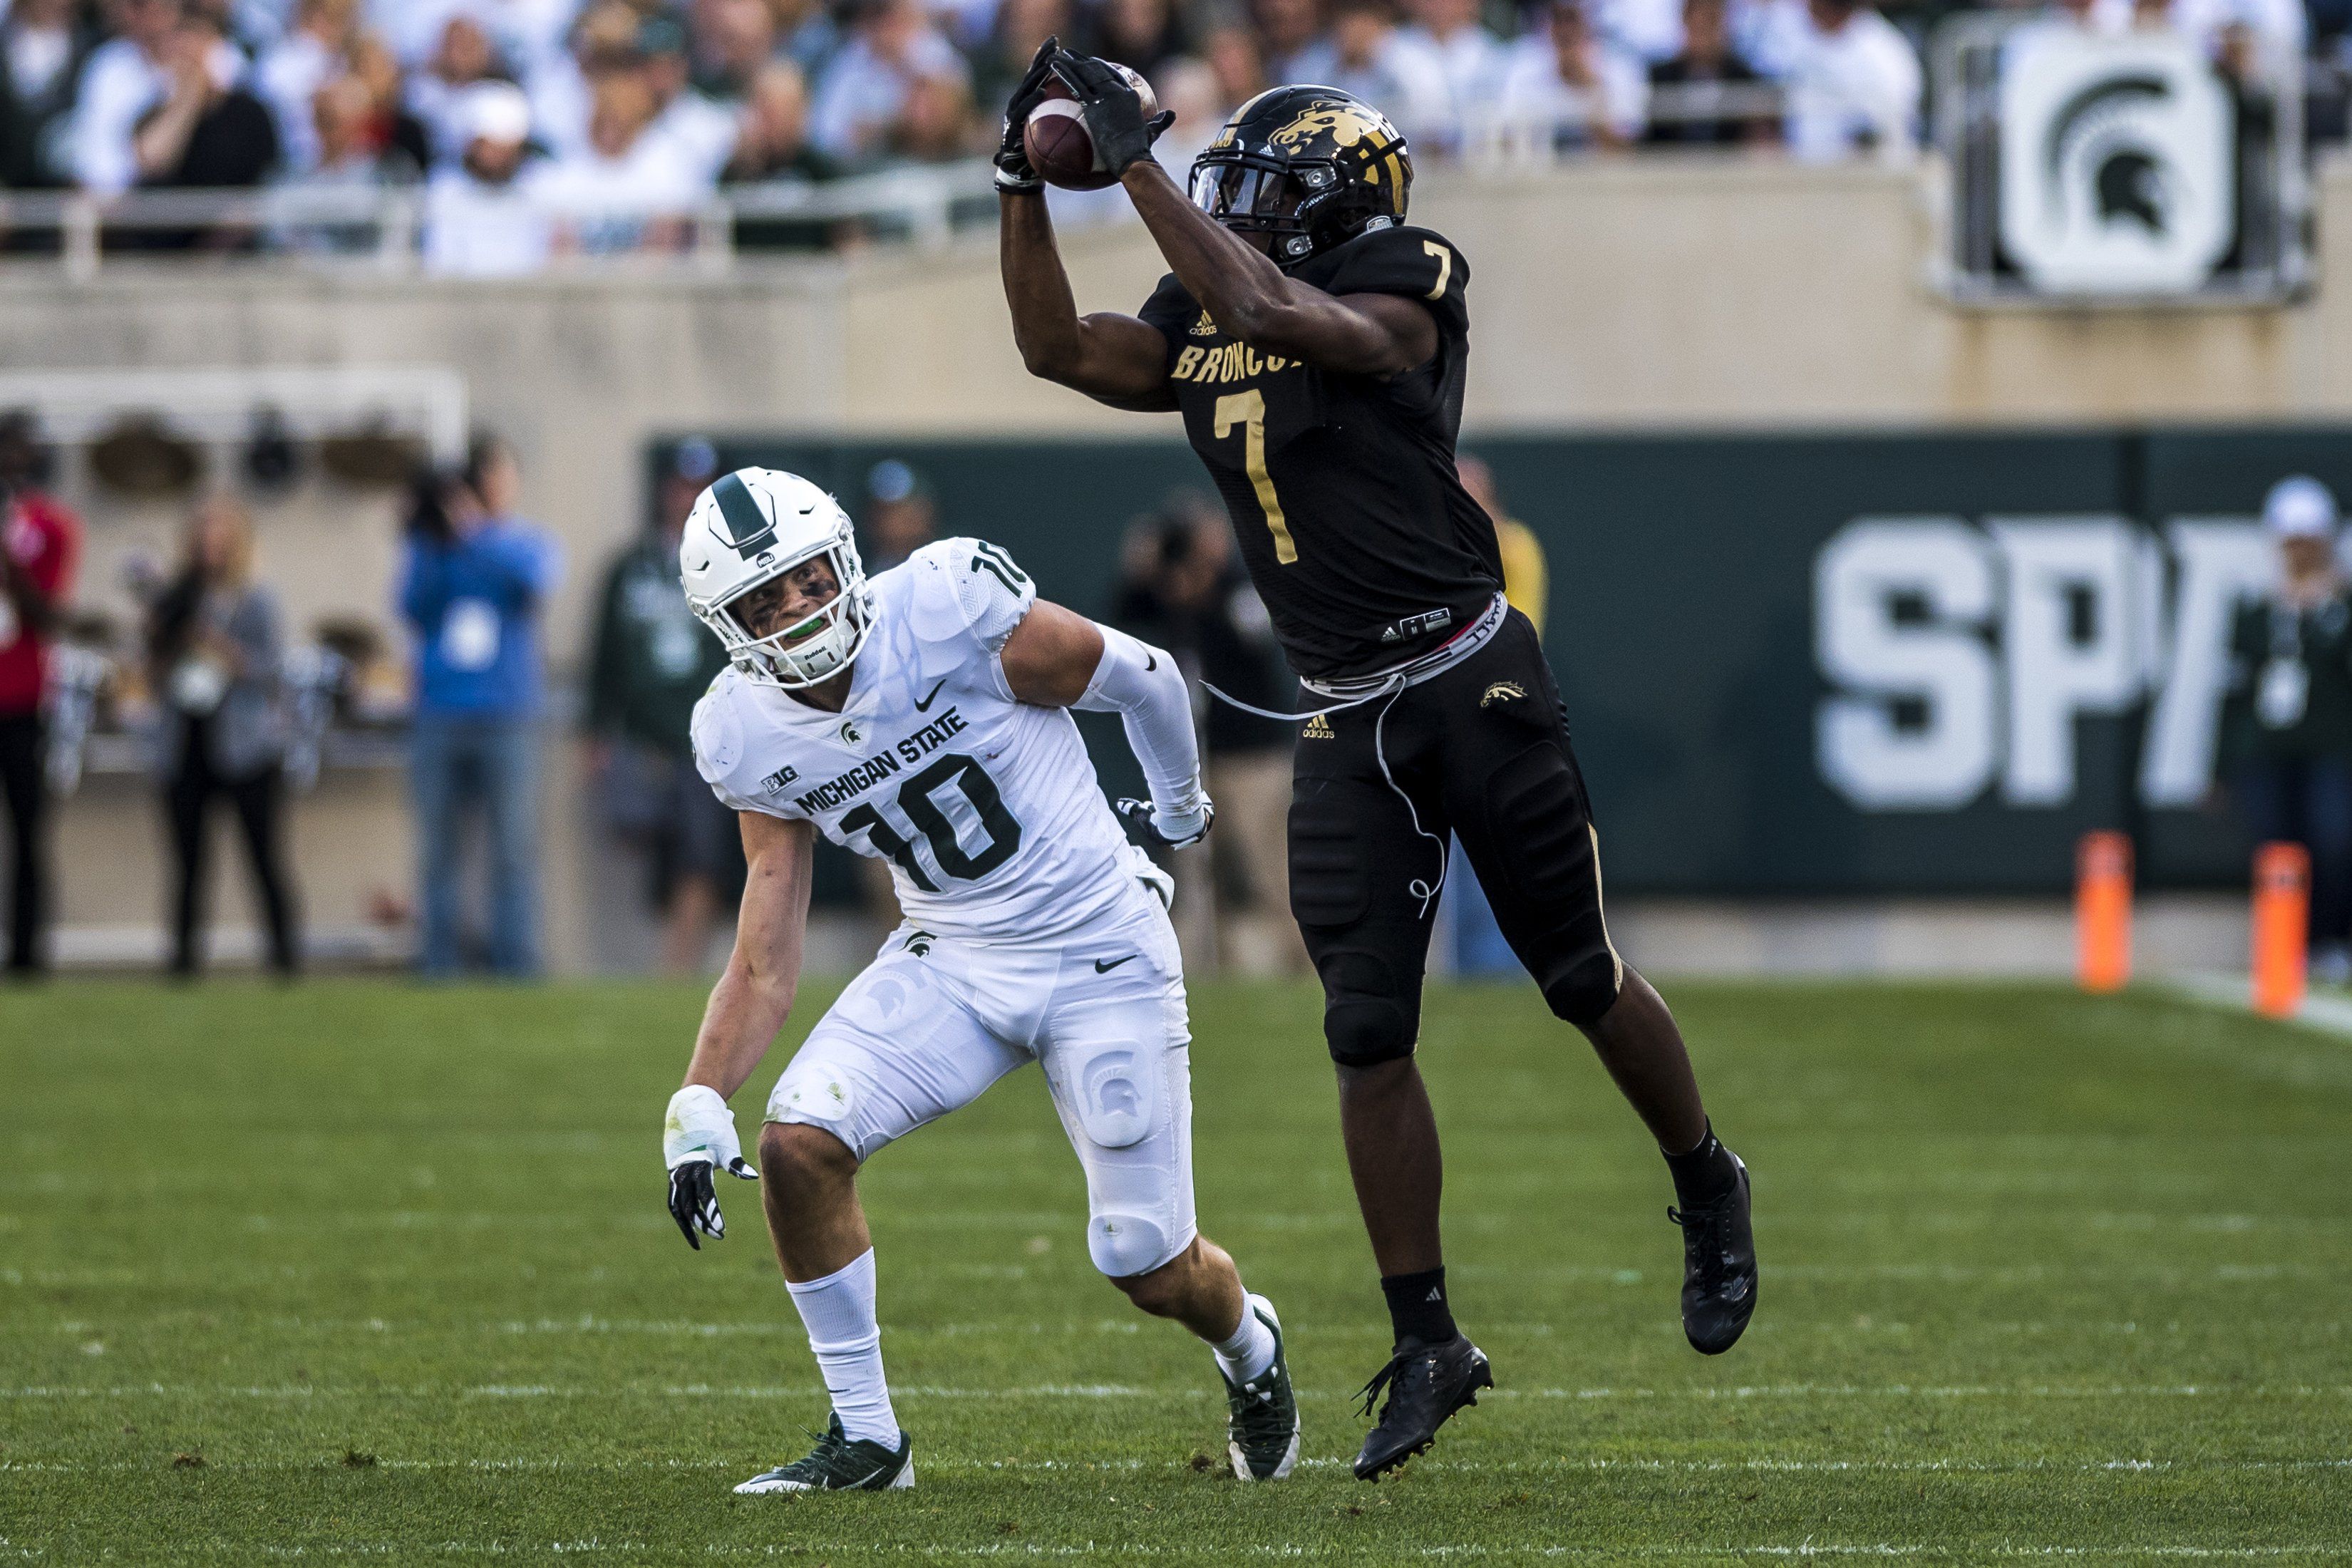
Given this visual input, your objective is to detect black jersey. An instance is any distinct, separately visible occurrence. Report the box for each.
[1137,224,1503,684]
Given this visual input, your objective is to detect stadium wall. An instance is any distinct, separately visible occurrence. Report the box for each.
[20,153,2349,971]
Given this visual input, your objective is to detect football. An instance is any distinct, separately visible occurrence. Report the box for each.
[1024,66,1158,192]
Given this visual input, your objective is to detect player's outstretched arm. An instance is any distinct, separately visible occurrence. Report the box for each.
[992,39,1172,408]
[1001,597,1211,847]
[1119,160,1435,378]
[664,810,813,1249]
[999,191,1176,410]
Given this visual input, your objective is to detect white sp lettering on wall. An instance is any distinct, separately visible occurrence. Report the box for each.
[1815,515,2273,812]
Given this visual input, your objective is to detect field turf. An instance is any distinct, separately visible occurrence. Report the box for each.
[2,978,2348,1564]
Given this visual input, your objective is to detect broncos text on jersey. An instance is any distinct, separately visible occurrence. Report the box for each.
[1137,223,1504,684]
[691,539,1147,942]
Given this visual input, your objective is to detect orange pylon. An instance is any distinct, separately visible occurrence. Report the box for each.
[2075,832,2132,994]
[2252,842,2311,1019]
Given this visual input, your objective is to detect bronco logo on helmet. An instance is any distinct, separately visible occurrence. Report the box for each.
[1190,85,1410,264]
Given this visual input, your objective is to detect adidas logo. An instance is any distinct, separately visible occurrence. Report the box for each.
[1302,713,1335,739]
[1190,311,1219,337]
[1480,681,1527,708]
[1425,1287,1443,1302]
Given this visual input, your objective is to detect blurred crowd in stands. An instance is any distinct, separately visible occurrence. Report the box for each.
[0,0,2338,261]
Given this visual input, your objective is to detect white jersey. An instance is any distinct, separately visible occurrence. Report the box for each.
[692,538,1143,941]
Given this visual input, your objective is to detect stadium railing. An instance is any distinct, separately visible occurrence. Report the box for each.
[0,158,999,277]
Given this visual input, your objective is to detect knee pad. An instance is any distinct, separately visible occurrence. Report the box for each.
[767,1051,867,1155]
[1319,948,1418,1066]
[1087,1210,1180,1278]
[1541,950,1626,1028]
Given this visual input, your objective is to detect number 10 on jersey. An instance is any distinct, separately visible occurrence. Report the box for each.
[1213,388,1296,565]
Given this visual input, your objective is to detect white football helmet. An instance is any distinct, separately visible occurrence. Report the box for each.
[679,467,875,689]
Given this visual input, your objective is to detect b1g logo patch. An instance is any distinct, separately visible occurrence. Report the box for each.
[1480,681,1527,708]
[761,765,799,794]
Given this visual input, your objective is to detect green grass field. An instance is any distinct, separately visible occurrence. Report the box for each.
[3,977,2348,1564]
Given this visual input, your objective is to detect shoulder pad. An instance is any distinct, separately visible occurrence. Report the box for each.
[690,674,746,785]
[907,537,1037,654]
[1314,225,1468,335]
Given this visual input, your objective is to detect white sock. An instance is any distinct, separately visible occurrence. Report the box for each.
[785,1249,900,1448]
[1212,1291,1278,1384]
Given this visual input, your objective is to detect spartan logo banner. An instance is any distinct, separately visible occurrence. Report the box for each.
[1996,31,2233,296]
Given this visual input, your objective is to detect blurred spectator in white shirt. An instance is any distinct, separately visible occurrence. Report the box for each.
[641,10,738,182]
[1775,0,1917,163]
[1592,0,1689,61]
[1996,0,2130,75]
[522,59,703,252]
[809,0,971,165]
[1487,0,1647,153]
[406,12,509,167]
[422,78,550,274]
[527,0,639,160]
[1396,0,1509,142]
[253,0,354,172]
[1,0,89,186]
[371,0,579,74]
[1285,0,1454,145]
[1252,0,1323,83]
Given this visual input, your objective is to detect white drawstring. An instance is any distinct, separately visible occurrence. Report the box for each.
[1198,592,1507,922]
[1197,674,1403,724]
[1373,688,1448,919]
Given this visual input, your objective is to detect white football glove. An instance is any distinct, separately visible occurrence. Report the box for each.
[664,1085,758,1251]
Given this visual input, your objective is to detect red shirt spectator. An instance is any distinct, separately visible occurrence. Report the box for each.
[0,491,77,714]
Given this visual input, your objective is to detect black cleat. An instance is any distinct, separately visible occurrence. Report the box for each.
[1671,1150,1757,1354]
[1350,1333,1492,1480]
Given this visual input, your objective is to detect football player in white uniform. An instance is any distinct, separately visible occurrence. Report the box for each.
[659,467,1301,1492]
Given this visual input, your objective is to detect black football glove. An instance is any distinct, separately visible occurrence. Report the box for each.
[994,35,1061,193]
[1115,794,1214,850]
[664,1085,757,1252]
[1051,50,1175,177]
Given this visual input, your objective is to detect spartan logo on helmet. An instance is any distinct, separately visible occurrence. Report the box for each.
[1189,85,1410,263]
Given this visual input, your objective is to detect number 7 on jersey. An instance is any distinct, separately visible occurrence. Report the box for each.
[1213,388,1297,565]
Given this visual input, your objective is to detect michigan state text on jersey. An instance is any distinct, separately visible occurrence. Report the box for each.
[656,468,1299,1492]
[999,57,1759,1481]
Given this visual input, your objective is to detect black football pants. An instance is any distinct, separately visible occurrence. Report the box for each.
[1288,611,1622,1066]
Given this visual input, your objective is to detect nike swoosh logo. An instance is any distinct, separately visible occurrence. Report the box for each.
[914,679,949,712]
[1146,652,1157,671]
[1094,955,1138,973]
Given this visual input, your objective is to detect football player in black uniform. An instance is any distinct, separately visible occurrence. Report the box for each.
[996,48,1758,1480]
